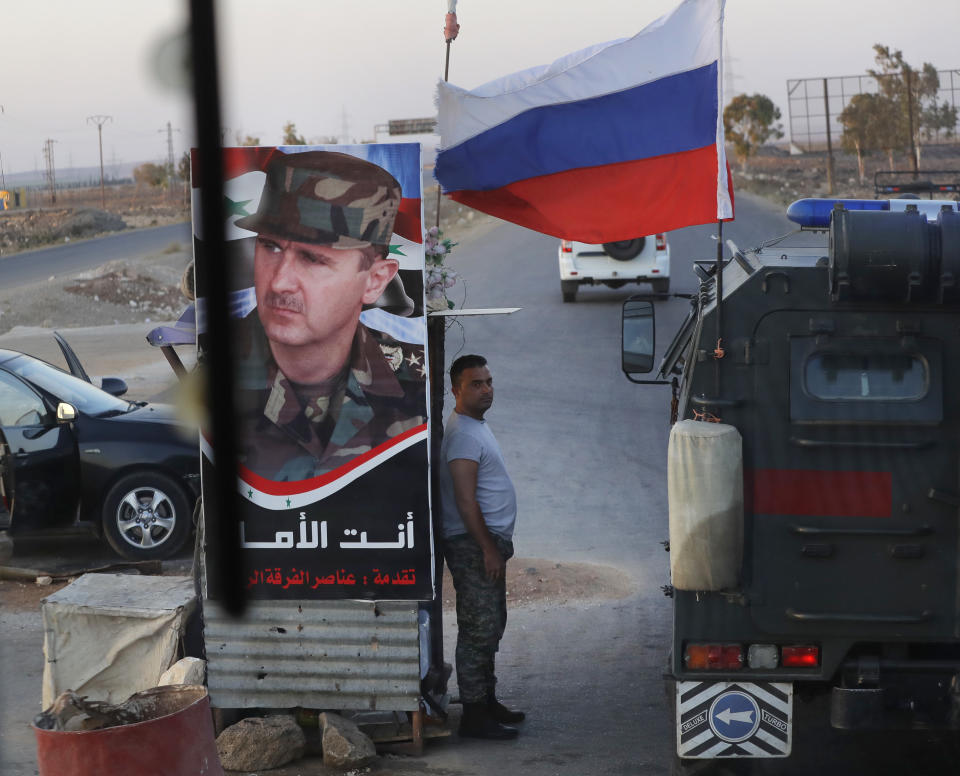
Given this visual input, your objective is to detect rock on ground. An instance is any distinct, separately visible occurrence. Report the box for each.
[320,712,377,769]
[158,657,205,686]
[216,714,305,771]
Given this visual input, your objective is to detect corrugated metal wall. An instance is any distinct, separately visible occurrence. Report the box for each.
[203,599,421,711]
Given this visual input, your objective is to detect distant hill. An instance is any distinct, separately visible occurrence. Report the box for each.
[2,161,145,189]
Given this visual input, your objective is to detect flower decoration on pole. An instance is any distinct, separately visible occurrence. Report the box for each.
[424,225,459,312]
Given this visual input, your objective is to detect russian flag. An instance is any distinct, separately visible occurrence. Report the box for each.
[435,0,733,242]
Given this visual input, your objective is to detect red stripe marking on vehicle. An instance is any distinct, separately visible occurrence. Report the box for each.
[747,469,892,518]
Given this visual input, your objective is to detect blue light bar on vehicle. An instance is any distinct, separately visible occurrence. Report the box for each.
[786,198,959,228]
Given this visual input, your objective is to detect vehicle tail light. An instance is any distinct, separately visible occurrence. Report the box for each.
[685,643,743,670]
[747,644,779,669]
[781,645,819,667]
[655,233,666,251]
[561,240,573,253]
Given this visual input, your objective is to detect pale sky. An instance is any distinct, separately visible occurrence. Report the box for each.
[1,0,957,176]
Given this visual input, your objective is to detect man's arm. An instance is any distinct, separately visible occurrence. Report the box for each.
[449,457,505,581]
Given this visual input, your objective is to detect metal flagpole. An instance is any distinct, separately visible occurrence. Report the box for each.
[425,0,461,713]
[435,1,460,229]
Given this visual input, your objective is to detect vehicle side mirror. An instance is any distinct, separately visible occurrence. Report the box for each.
[56,403,77,423]
[622,299,655,375]
[100,377,128,397]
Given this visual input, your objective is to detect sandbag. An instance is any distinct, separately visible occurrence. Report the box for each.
[668,420,743,591]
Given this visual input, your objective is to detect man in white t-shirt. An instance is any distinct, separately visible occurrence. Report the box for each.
[439,354,525,740]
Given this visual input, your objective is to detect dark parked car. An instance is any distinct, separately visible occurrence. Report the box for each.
[0,339,200,560]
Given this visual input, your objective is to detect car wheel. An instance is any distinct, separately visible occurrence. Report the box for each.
[102,471,191,561]
[561,280,578,303]
[602,237,646,261]
[652,278,671,294]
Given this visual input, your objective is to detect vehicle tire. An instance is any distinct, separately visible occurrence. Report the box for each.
[652,277,671,294]
[561,280,578,303]
[102,471,191,561]
[602,237,646,261]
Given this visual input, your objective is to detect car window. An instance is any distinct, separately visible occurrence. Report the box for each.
[5,356,130,417]
[0,370,47,427]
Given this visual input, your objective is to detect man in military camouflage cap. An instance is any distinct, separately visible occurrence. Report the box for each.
[232,151,426,481]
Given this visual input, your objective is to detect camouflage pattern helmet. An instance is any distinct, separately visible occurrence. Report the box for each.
[235,151,401,250]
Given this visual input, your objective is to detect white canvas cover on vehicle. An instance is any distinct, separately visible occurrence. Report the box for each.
[667,420,743,590]
[41,573,196,707]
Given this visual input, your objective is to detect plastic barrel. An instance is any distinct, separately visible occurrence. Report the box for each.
[667,420,743,591]
[33,685,223,776]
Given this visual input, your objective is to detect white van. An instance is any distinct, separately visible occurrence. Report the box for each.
[558,234,670,302]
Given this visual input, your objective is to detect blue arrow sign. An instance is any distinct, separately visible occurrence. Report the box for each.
[708,690,760,743]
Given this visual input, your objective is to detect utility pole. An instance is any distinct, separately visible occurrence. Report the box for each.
[822,79,835,196]
[904,68,919,178]
[87,115,112,208]
[42,139,57,204]
[158,121,181,201]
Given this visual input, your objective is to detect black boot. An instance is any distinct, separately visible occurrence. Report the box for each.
[487,693,526,723]
[459,702,519,740]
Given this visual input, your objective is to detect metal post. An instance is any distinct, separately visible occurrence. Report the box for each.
[714,220,724,397]
[822,79,835,196]
[427,12,459,697]
[905,68,918,178]
[434,40,453,230]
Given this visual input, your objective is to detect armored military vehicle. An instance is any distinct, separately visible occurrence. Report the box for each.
[622,197,960,769]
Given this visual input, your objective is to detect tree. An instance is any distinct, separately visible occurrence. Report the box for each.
[133,162,169,189]
[839,93,884,183]
[723,94,784,169]
[236,133,261,146]
[177,152,191,185]
[869,45,952,167]
[921,98,958,144]
[282,122,306,145]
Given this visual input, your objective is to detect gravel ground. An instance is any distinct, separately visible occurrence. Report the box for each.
[0,240,193,336]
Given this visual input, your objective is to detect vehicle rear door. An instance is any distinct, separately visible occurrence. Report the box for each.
[0,369,80,531]
[746,309,957,642]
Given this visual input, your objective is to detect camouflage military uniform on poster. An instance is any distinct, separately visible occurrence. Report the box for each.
[234,314,426,480]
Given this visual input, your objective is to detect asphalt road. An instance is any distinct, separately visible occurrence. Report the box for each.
[3,195,959,775]
[0,222,190,288]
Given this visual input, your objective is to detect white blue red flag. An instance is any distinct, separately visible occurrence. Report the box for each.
[435,0,733,242]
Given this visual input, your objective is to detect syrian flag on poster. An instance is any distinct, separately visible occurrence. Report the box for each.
[190,145,424,266]
[434,0,734,242]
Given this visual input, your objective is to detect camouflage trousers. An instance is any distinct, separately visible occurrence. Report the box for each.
[444,533,514,705]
